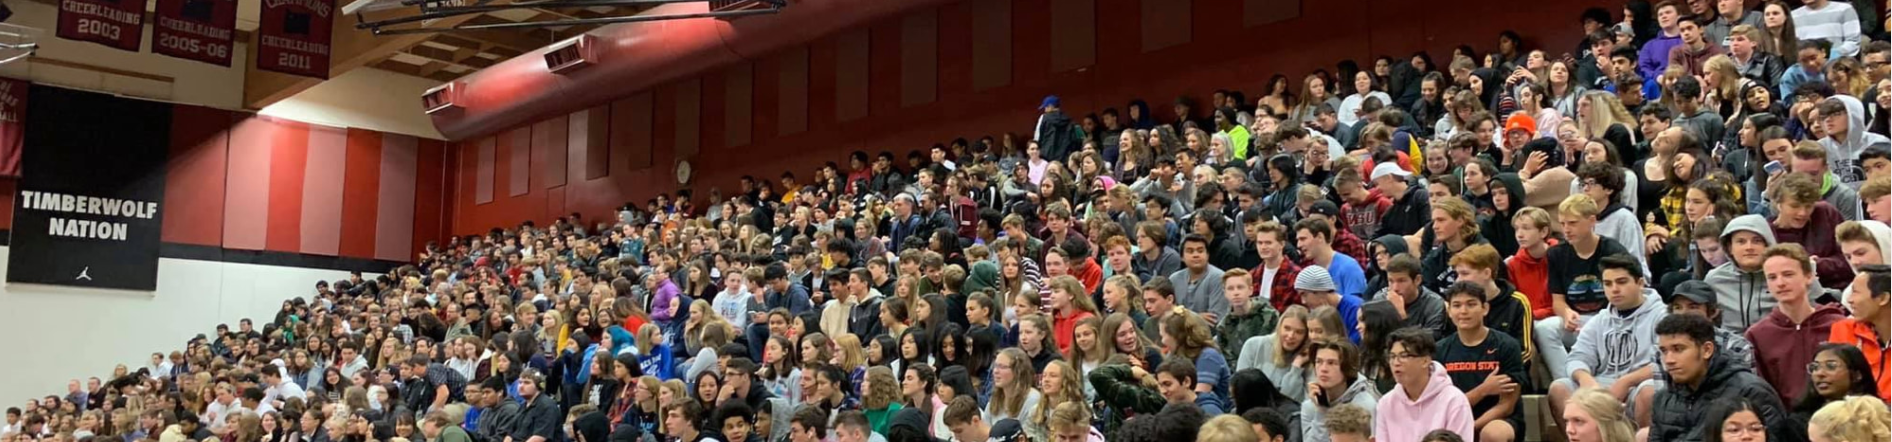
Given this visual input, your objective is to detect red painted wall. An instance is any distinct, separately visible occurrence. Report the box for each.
[0,95,453,263]
[447,0,1613,235]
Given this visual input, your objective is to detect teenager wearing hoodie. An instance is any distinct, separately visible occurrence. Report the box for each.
[1746,244,1848,405]
[1816,96,1891,184]
[1544,195,1633,378]
[1375,328,1475,442]
[1574,163,1648,273]
[1548,255,1668,430]
[1300,339,1380,442]
[1370,164,1430,238]
[1835,220,1891,309]
[1709,215,1809,330]
[1769,173,1857,289]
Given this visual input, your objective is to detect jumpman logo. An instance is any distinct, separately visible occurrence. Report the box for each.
[76,267,92,281]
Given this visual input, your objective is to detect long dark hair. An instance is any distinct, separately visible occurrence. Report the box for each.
[1357,303,1403,386]
[963,330,999,383]
[1230,368,1295,413]
[933,323,968,368]
[1793,343,1877,413]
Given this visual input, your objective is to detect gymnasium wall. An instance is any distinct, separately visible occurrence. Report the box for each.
[443,0,1614,234]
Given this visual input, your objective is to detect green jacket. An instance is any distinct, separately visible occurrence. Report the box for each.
[1216,303,1279,364]
[1088,364,1168,440]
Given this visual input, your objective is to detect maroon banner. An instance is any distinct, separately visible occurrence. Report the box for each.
[56,0,147,51]
[153,0,238,66]
[256,0,334,79]
[0,78,26,177]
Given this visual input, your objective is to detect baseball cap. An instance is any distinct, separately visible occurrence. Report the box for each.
[1308,200,1340,218]
[988,419,1026,442]
[1670,280,1715,305]
[1504,112,1537,136]
[1369,162,1411,182]
[1040,95,1061,110]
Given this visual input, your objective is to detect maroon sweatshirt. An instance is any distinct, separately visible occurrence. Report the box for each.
[1769,202,1855,289]
[1744,303,1846,405]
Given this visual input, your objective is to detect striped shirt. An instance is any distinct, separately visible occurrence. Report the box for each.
[1792,1,1863,57]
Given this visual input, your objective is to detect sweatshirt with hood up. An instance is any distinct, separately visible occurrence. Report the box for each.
[1745,302,1847,405]
[1706,215,1824,330]
[1817,95,1890,184]
[1376,361,1476,442]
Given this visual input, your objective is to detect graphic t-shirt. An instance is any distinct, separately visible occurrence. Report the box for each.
[1436,330,1529,424]
[1545,237,1630,315]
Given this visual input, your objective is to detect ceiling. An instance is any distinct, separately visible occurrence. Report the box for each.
[362,4,648,82]
[241,0,658,108]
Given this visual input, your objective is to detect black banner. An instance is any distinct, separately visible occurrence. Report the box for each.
[9,86,169,291]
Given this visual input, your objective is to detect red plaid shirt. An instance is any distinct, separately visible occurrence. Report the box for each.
[1332,229,1368,264]
[1252,258,1303,312]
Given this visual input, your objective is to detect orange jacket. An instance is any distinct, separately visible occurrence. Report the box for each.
[1829,318,1891,401]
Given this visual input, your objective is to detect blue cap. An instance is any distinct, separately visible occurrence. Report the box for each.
[1040,95,1060,110]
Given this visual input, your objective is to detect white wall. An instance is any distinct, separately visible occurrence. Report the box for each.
[0,246,364,404]
[0,0,250,109]
[260,67,446,140]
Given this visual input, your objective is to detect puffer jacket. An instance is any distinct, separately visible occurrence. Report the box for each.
[1648,352,1797,442]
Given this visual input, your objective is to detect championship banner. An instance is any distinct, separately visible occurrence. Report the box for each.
[0,78,26,177]
[9,86,169,291]
[153,0,238,66]
[256,0,334,78]
[56,0,146,51]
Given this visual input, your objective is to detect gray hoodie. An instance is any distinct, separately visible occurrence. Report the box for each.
[1817,95,1890,184]
[1704,215,1822,330]
[1567,289,1668,379]
[1302,376,1382,442]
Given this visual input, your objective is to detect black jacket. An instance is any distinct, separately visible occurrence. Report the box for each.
[1649,352,1801,442]
[512,394,562,442]
[1036,111,1080,162]
[1375,182,1430,238]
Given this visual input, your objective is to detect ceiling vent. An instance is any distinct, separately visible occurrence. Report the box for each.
[543,35,598,74]
[421,81,463,115]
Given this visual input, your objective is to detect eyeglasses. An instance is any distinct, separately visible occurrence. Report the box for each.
[1387,352,1425,361]
[1807,360,1844,374]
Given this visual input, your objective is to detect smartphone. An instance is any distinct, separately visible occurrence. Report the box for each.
[1315,388,1333,407]
[1764,160,1784,175]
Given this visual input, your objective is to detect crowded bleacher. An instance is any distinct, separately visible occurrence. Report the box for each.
[6,1,1892,442]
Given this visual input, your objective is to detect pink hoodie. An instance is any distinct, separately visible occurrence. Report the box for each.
[1375,361,1476,442]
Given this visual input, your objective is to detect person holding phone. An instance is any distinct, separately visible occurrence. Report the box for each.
[1299,339,1379,442]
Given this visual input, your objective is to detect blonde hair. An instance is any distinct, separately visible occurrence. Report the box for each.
[1432,196,1482,241]
[1274,305,1311,367]
[1810,396,1892,442]
[1559,194,1601,218]
[1047,401,1095,434]
[1514,206,1554,231]
[1703,55,1741,101]
[1578,91,1638,139]
[1198,414,1261,442]
[1031,361,1085,430]
[1568,389,1636,442]
[833,334,867,368]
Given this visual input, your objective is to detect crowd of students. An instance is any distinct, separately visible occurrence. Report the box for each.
[6,1,1892,442]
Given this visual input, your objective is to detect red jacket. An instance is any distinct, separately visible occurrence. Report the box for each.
[1071,258,1105,295]
[1507,238,1560,320]
[1829,318,1892,401]
[1052,309,1095,354]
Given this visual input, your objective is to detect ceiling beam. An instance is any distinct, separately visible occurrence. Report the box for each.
[241,0,526,109]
